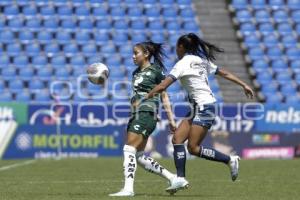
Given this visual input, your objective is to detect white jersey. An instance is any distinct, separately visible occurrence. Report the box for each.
[169,55,218,105]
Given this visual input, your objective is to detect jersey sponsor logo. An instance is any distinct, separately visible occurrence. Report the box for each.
[134,125,140,131]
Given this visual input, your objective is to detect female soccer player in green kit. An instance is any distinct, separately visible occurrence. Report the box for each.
[109,41,179,197]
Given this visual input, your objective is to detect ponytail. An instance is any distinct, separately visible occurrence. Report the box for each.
[135,41,167,71]
[177,33,224,62]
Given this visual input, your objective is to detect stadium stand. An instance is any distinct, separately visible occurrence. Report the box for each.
[230,0,300,103]
[0,0,223,103]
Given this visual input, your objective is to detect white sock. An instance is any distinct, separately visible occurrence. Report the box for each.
[136,151,174,180]
[123,145,137,192]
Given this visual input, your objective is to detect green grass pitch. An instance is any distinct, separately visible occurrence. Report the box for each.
[0,158,300,200]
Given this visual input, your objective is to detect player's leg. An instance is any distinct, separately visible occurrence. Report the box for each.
[136,141,175,181]
[109,132,143,197]
[165,119,191,194]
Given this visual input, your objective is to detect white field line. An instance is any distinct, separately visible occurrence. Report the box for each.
[0,160,36,172]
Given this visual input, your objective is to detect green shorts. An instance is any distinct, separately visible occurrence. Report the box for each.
[127,112,157,138]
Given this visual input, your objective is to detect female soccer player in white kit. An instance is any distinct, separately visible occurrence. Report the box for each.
[141,33,255,194]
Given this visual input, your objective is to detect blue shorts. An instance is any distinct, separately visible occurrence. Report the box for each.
[185,103,216,129]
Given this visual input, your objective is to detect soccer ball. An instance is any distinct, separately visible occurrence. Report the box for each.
[87,63,109,85]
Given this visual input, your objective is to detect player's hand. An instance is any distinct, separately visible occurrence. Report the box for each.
[243,85,255,99]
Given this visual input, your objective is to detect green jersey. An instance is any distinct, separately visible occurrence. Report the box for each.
[131,64,165,113]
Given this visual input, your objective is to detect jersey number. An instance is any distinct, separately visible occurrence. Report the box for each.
[134,76,144,87]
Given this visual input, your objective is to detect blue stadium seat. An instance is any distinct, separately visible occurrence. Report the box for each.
[265,93,283,103]
[25,18,42,31]
[0,16,6,30]
[44,43,60,57]
[75,6,90,18]
[37,67,53,81]
[0,30,14,44]
[254,9,271,23]
[231,0,248,10]
[261,84,278,93]
[142,0,157,5]
[131,32,147,43]
[82,44,98,57]
[180,8,194,18]
[70,56,86,68]
[252,59,269,74]
[145,6,161,18]
[112,32,128,45]
[19,31,34,44]
[285,95,300,104]
[256,71,273,83]
[248,47,265,60]
[287,0,300,10]
[57,5,73,18]
[281,34,298,48]
[8,18,23,31]
[296,24,300,34]
[291,10,300,23]
[43,19,59,31]
[280,84,297,96]
[4,5,19,18]
[239,23,256,36]
[101,44,116,55]
[28,79,44,91]
[277,23,293,36]
[79,19,94,30]
[34,90,51,102]
[63,43,79,57]
[55,68,70,80]
[269,0,285,10]
[266,47,283,60]
[127,7,143,18]
[294,72,300,84]
[56,31,72,45]
[9,79,24,93]
[110,6,126,18]
[6,43,22,56]
[244,33,260,48]
[37,31,53,44]
[15,91,31,102]
[19,66,34,82]
[96,19,112,30]
[152,33,165,43]
[271,59,288,73]
[235,9,252,23]
[13,55,29,68]
[114,19,128,30]
[124,0,140,5]
[51,55,67,68]
[276,73,292,84]
[119,45,132,56]
[94,31,110,45]
[23,5,38,18]
[87,56,104,65]
[40,5,55,18]
[0,0,13,6]
[183,21,199,32]
[250,0,267,10]
[131,19,146,30]
[105,55,122,67]
[162,7,177,19]
[0,54,10,68]
[61,19,77,30]
[75,31,91,44]
[0,93,12,101]
[273,9,290,23]
[32,55,48,68]
[286,47,300,61]
[258,22,274,35]
[34,0,50,6]
[290,60,300,72]
[92,7,108,19]
[2,67,16,81]
[165,20,181,31]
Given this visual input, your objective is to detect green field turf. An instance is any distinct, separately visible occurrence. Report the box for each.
[0,158,299,200]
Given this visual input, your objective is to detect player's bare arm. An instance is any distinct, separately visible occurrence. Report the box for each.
[217,68,255,99]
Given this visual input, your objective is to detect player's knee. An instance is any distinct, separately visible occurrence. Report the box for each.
[187,144,198,156]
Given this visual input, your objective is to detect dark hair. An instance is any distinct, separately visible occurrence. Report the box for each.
[135,41,166,71]
[177,33,224,62]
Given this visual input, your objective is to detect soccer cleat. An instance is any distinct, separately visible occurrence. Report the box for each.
[228,155,240,181]
[165,176,189,195]
[109,189,134,197]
